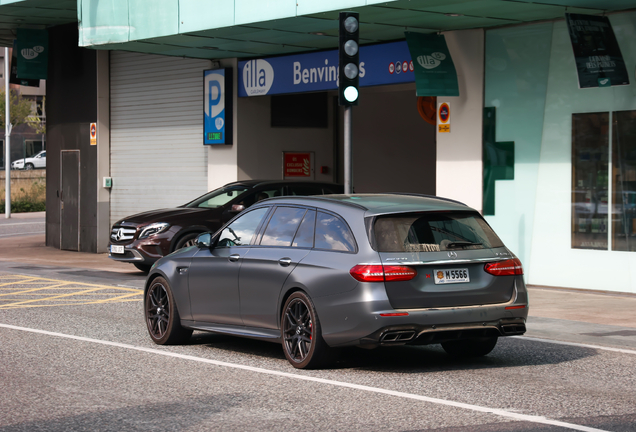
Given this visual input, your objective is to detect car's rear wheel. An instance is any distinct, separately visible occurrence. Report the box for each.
[25,163,34,170]
[282,292,331,369]
[174,232,200,251]
[441,336,498,357]
[145,276,192,345]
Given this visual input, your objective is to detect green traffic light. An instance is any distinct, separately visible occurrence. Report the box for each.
[344,86,359,102]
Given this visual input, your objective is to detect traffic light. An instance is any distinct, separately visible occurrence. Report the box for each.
[338,12,359,106]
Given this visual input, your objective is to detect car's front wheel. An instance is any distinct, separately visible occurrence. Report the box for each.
[145,276,192,345]
[174,232,200,251]
[441,336,498,357]
[281,292,331,369]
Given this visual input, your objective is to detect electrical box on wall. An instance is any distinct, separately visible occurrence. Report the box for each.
[103,177,112,188]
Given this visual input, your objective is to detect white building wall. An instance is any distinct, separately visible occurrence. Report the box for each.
[436,29,485,211]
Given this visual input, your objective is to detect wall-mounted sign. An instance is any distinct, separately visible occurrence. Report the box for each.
[404,32,459,97]
[204,68,233,145]
[283,152,314,179]
[438,102,450,133]
[16,28,48,80]
[90,123,97,146]
[238,41,415,97]
[565,13,629,89]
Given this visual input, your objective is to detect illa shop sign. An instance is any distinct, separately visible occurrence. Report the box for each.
[239,41,415,97]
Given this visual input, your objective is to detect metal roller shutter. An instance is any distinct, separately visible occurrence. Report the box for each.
[110,51,210,225]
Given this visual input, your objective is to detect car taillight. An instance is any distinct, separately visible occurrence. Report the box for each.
[484,258,523,276]
[350,265,417,282]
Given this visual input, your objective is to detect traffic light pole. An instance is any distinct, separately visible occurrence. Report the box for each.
[344,106,352,194]
[4,47,11,218]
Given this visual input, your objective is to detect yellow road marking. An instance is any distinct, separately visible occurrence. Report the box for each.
[0,274,143,309]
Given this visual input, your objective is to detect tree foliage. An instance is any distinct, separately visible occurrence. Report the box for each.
[0,89,36,130]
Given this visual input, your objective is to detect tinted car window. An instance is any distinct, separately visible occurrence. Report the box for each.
[260,207,306,246]
[373,211,505,252]
[218,207,269,247]
[240,187,286,207]
[292,209,316,248]
[288,185,326,196]
[314,211,355,252]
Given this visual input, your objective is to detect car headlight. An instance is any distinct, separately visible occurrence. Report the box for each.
[138,222,170,239]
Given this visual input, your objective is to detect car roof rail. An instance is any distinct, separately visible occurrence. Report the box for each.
[385,192,467,207]
[263,195,369,210]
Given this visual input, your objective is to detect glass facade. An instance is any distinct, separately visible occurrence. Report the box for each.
[484,11,636,293]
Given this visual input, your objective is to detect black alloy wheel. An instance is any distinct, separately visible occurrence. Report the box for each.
[144,277,192,345]
[175,232,200,250]
[282,292,330,369]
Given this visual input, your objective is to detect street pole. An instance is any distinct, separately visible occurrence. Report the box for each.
[4,47,11,218]
[344,106,352,194]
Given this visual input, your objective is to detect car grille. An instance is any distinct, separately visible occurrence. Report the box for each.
[110,227,137,242]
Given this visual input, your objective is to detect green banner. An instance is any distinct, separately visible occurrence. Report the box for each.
[404,32,459,97]
[16,29,48,80]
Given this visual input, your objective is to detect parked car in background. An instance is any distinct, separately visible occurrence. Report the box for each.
[144,193,528,369]
[11,150,46,170]
[109,180,343,272]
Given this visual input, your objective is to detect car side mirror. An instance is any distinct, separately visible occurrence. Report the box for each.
[231,204,245,212]
[195,232,212,249]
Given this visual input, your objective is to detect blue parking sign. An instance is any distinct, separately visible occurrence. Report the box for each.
[204,68,232,145]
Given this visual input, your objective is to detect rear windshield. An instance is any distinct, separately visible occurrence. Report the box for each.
[373,211,504,252]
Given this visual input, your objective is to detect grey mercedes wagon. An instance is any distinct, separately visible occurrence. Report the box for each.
[144,194,528,369]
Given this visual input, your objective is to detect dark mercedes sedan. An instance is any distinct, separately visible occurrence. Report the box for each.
[108,180,342,271]
[144,194,528,369]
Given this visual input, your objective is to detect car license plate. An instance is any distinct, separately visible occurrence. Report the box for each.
[110,245,125,254]
[434,268,470,284]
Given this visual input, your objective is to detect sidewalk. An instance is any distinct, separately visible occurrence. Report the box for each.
[1,215,635,350]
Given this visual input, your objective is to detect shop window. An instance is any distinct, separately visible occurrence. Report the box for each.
[571,110,636,251]
[572,112,609,250]
[612,111,636,251]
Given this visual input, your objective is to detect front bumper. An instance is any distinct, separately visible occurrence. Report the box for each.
[108,246,146,263]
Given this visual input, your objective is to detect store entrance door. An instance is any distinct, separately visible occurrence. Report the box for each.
[60,150,80,251]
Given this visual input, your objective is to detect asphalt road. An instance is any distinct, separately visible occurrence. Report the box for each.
[0,269,634,432]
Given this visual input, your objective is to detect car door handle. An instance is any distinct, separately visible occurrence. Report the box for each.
[278,258,292,266]
[228,254,241,262]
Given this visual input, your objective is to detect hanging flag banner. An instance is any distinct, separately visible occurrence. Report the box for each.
[203,68,233,145]
[404,32,459,97]
[16,29,48,80]
[565,13,629,89]
[9,40,40,87]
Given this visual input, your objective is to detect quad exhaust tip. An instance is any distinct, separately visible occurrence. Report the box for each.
[500,323,526,335]
[380,330,416,343]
